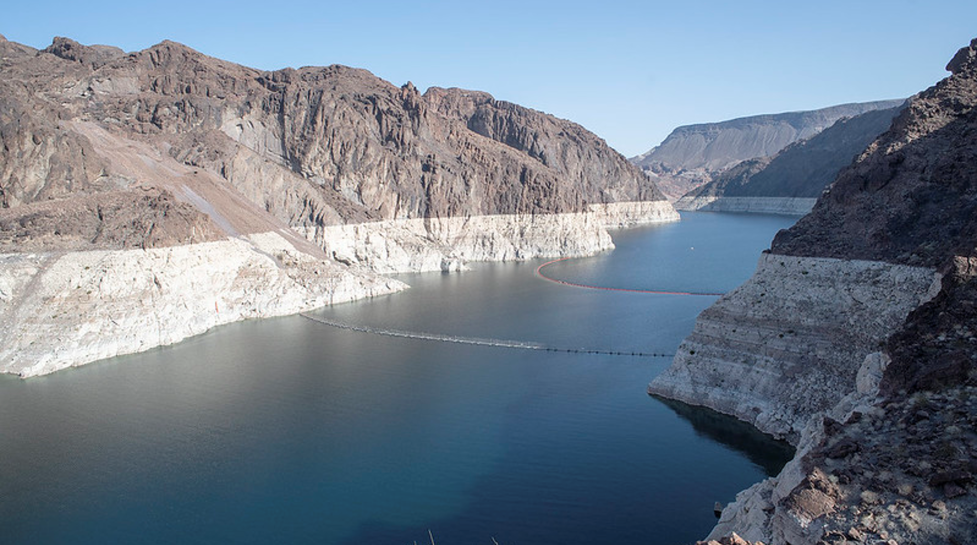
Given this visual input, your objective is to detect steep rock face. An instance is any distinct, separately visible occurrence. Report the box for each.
[675,105,904,214]
[1,36,671,252]
[653,38,977,544]
[883,255,977,394]
[650,254,940,442]
[772,46,977,267]
[426,87,661,204]
[632,100,904,199]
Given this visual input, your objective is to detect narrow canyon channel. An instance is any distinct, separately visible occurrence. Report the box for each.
[1,212,798,545]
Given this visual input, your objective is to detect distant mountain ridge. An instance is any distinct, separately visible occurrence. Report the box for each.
[631,99,905,199]
[674,103,905,214]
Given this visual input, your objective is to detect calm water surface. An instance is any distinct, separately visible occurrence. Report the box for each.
[0,212,797,545]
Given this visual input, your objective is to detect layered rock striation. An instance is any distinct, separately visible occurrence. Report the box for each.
[651,254,940,442]
[0,233,404,378]
[652,38,977,544]
[0,36,676,376]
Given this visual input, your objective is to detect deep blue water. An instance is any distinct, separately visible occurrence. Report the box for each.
[0,212,797,545]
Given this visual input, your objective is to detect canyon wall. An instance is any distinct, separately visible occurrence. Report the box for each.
[651,254,941,442]
[658,39,977,545]
[0,35,676,376]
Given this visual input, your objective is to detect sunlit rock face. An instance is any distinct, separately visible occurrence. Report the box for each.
[0,35,676,376]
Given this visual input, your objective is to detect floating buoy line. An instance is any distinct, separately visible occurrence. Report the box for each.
[299,314,674,358]
[535,257,726,297]
[300,256,727,357]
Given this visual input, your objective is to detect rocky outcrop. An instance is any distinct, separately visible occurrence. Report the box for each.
[708,374,977,545]
[772,46,977,268]
[696,533,767,545]
[631,100,904,199]
[43,37,125,69]
[676,106,905,214]
[0,35,675,376]
[650,254,940,442]
[652,38,977,544]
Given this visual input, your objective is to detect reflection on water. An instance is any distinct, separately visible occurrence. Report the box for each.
[0,212,799,545]
[652,396,795,476]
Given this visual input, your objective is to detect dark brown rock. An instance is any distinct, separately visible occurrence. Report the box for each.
[944,483,968,498]
[930,470,972,488]
[826,438,860,459]
[0,189,221,251]
[0,35,668,252]
[947,38,977,75]
[771,41,977,268]
[883,259,977,395]
[823,416,845,437]
[43,36,125,69]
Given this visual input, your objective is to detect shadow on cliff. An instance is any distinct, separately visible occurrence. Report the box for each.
[650,395,795,476]
[771,101,977,268]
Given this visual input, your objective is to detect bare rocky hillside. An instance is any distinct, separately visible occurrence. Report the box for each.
[632,100,904,199]
[0,35,666,253]
[678,105,904,201]
[0,34,675,377]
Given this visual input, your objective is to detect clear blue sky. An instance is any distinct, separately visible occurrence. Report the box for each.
[4,0,975,157]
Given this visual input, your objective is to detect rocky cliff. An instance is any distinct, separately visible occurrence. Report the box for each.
[0,35,676,376]
[654,38,977,545]
[631,100,904,199]
[675,105,904,215]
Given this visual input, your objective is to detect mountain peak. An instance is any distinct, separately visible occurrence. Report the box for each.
[946,37,977,74]
[43,36,125,68]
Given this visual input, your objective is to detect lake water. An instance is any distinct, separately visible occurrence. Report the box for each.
[0,212,797,545]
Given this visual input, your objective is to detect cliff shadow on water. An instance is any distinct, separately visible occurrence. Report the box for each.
[651,395,795,477]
